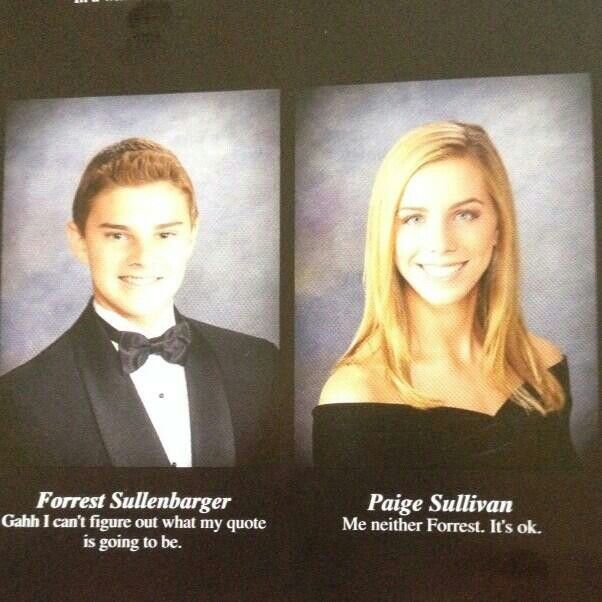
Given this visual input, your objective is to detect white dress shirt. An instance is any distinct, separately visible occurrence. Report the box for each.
[93,301,192,467]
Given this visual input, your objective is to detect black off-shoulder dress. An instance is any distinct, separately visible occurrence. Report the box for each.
[313,358,579,470]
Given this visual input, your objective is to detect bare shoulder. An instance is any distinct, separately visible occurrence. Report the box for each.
[319,363,384,404]
[528,333,564,368]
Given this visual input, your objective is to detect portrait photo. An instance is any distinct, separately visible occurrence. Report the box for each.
[0,89,280,466]
[295,73,596,467]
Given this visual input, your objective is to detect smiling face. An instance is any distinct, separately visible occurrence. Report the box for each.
[68,181,197,328]
[395,156,498,307]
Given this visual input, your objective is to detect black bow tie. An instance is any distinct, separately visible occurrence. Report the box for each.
[100,318,192,374]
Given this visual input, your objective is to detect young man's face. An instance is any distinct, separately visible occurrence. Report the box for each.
[68,181,197,328]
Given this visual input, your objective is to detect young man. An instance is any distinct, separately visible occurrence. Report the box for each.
[0,138,279,467]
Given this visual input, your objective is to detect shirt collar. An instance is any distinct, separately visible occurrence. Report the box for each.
[93,300,176,338]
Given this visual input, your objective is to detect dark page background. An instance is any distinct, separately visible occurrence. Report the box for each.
[0,1,600,598]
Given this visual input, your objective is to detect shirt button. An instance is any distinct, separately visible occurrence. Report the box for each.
[159,393,165,399]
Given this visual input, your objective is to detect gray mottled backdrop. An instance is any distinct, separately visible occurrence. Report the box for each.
[295,73,597,464]
[2,90,279,374]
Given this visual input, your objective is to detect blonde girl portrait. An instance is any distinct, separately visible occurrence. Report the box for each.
[314,121,579,470]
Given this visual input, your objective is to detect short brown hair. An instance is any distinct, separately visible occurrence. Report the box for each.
[72,138,197,232]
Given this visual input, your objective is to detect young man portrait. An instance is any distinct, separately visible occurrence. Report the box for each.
[0,137,279,467]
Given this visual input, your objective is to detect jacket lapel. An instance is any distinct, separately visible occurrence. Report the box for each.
[185,323,236,467]
[70,303,170,467]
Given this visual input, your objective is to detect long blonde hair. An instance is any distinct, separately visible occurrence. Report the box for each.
[338,121,564,413]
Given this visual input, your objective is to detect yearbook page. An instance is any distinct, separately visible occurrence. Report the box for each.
[0,1,599,599]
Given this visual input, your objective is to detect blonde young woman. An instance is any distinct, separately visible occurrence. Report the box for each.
[314,121,579,470]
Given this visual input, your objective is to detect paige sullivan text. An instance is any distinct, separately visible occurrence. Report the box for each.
[35,491,232,514]
[367,493,513,516]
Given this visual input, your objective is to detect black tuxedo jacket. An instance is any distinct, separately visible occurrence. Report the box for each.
[0,303,280,467]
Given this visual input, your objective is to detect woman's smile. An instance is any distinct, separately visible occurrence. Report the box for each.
[416,261,468,280]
